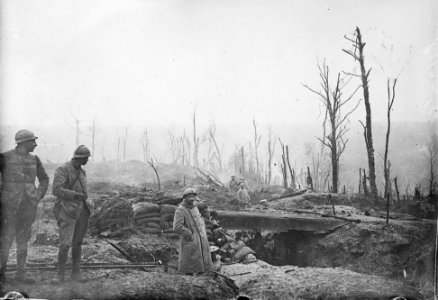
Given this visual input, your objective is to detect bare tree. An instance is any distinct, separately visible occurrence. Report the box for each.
[343,27,378,199]
[278,138,288,188]
[266,127,276,185]
[88,118,97,162]
[207,123,223,170]
[384,78,397,199]
[304,59,360,193]
[117,137,121,173]
[193,108,200,168]
[184,133,191,166]
[424,131,438,196]
[123,127,128,162]
[141,129,150,164]
[286,145,296,189]
[167,129,179,164]
[148,158,161,191]
[253,119,262,181]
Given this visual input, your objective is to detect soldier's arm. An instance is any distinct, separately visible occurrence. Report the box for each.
[52,166,77,200]
[173,209,192,240]
[36,156,49,199]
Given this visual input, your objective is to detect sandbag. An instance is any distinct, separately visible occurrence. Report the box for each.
[132,202,160,217]
[161,232,179,239]
[160,204,177,215]
[230,240,246,252]
[145,222,161,229]
[139,227,162,234]
[161,213,174,222]
[135,218,160,227]
[134,212,161,220]
[233,246,256,262]
[159,220,170,230]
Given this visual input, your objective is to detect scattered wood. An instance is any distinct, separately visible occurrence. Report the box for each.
[196,168,224,187]
[266,189,310,202]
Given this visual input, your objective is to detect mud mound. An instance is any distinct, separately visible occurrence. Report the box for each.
[5,271,239,300]
[222,261,420,299]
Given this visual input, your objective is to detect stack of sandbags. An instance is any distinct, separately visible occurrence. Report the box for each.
[132,202,178,237]
[90,196,135,234]
[133,202,162,234]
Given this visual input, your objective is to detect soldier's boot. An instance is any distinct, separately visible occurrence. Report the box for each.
[71,246,86,282]
[14,252,35,284]
[51,247,68,284]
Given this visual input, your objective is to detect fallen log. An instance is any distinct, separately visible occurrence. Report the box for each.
[5,263,161,272]
[265,189,311,202]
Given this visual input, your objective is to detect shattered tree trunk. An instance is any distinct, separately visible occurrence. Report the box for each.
[286,145,296,189]
[358,168,362,194]
[394,177,400,203]
[279,141,288,188]
[344,27,378,200]
[362,169,368,196]
[384,79,397,200]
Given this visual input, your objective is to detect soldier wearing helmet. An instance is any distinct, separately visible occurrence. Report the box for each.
[0,130,49,284]
[173,188,212,274]
[52,145,93,283]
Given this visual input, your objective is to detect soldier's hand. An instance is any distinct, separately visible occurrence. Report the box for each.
[75,193,88,201]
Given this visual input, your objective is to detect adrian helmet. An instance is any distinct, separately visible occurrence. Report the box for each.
[15,129,38,144]
[73,145,91,158]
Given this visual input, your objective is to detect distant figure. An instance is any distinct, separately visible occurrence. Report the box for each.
[237,183,251,205]
[173,188,213,274]
[52,145,93,283]
[0,130,49,284]
[229,175,239,191]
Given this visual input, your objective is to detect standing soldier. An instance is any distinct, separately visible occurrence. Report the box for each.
[52,145,92,283]
[173,188,212,275]
[0,130,49,284]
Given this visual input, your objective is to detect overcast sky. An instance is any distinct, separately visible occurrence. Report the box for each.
[1,0,437,131]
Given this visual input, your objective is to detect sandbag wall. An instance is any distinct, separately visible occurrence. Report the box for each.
[133,202,178,237]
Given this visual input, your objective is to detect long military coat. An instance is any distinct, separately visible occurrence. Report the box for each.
[52,160,93,219]
[0,148,49,214]
[173,204,213,274]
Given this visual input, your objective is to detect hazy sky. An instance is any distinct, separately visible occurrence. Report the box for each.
[1,0,437,131]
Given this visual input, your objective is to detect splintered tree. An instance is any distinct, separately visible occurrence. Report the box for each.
[304,59,360,193]
[123,127,128,162]
[343,27,378,199]
[278,139,288,188]
[424,131,438,197]
[383,79,397,201]
[193,108,200,168]
[148,158,161,191]
[207,123,223,171]
[88,118,97,162]
[253,119,262,181]
[141,129,150,164]
[266,127,276,185]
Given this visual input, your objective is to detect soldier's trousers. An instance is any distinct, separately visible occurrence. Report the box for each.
[55,205,90,250]
[0,198,38,267]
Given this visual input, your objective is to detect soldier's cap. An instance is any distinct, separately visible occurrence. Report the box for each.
[183,187,197,198]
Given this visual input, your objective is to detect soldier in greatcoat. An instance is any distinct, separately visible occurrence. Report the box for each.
[0,130,49,284]
[52,145,93,282]
[173,188,213,274]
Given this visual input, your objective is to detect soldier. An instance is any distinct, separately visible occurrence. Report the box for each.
[173,188,212,275]
[52,145,93,283]
[0,130,49,284]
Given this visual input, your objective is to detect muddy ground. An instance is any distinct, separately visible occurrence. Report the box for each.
[1,173,436,299]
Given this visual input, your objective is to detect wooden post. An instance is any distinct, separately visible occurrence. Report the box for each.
[328,194,336,216]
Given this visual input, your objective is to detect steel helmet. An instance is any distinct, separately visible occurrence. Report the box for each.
[15,129,38,144]
[183,187,197,198]
[73,145,91,158]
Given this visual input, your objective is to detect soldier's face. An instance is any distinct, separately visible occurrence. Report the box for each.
[23,140,37,152]
[184,194,196,205]
[78,157,89,166]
